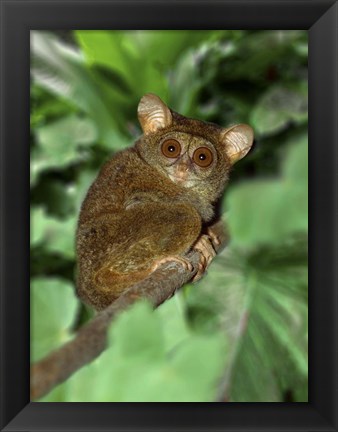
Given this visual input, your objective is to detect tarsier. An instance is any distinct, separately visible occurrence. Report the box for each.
[76,94,254,311]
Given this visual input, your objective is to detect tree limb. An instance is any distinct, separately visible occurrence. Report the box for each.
[30,220,228,401]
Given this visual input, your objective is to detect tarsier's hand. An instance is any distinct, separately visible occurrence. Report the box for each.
[191,234,217,282]
[206,225,221,248]
[191,220,230,282]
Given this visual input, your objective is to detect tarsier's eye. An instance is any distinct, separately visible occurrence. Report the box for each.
[161,139,181,158]
[192,147,213,167]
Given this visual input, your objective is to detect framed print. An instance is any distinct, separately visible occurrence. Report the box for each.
[1,0,337,431]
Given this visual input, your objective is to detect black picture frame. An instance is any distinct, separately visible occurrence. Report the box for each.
[1,0,337,431]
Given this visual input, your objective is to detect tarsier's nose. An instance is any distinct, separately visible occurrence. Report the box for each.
[177,161,190,172]
[174,156,191,182]
[177,153,191,169]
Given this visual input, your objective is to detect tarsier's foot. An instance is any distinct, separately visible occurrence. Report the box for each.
[151,255,194,273]
[191,235,217,282]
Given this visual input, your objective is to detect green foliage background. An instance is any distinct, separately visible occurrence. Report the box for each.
[30,30,308,402]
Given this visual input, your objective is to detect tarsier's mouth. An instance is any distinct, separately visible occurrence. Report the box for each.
[169,174,187,183]
[168,174,197,188]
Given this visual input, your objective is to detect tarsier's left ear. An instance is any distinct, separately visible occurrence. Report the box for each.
[220,124,254,164]
[138,93,172,134]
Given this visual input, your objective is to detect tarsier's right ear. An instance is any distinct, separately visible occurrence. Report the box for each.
[220,124,254,164]
[138,93,172,135]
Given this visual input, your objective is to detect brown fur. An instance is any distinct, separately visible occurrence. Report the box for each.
[76,94,253,310]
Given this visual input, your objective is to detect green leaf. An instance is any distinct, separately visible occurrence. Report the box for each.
[74,30,167,104]
[37,114,97,148]
[168,49,203,116]
[156,294,191,352]
[73,169,96,211]
[43,300,226,402]
[74,30,222,105]
[31,115,97,186]
[31,31,130,148]
[31,180,78,219]
[227,180,289,246]
[189,236,308,402]
[214,31,307,84]
[168,335,226,401]
[282,132,308,185]
[30,84,76,129]
[251,84,308,136]
[129,30,221,69]
[225,134,308,248]
[109,301,166,361]
[31,277,79,362]
[31,207,77,259]
[74,31,139,92]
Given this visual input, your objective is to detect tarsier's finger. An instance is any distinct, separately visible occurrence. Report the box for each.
[195,235,216,258]
[207,228,221,246]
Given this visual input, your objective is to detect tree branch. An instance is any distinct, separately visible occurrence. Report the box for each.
[30,220,228,401]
